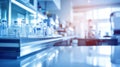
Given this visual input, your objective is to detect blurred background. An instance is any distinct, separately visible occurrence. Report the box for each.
[0,0,120,67]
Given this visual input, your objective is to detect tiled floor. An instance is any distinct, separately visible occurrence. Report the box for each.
[0,46,120,67]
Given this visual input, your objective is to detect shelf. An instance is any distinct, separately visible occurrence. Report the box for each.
[11,0,36,14]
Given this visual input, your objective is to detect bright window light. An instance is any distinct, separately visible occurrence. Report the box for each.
[97,22,112,37]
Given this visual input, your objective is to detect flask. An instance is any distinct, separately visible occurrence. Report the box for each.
[1,20,8,36]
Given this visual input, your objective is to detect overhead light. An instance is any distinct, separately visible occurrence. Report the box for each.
[11,0,36,14]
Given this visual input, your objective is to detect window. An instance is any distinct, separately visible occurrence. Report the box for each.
[85,7,118,37]
[97,22,112,37]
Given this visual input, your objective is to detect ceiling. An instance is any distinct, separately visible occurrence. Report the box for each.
[72,0,120,12]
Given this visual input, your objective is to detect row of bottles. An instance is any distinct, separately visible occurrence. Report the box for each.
[0,0,60,38]
[0,16,59,38]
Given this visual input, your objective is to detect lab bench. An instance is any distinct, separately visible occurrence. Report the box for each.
[0,36,75,59]
[77,37,118,46]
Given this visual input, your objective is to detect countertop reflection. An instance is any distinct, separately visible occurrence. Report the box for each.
[0,46,120,67]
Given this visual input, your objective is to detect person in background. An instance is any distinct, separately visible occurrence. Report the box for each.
[57,23,66,36]
[87,19,96,39]
[65,22,75,36]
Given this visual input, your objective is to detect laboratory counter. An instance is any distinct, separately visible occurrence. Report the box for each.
[0,36,75,59]
[0,46,120,67]
[76,37,118,46]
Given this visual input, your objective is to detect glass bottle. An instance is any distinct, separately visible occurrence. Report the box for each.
[1,20,8,37]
